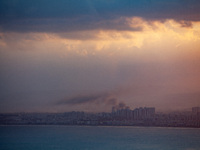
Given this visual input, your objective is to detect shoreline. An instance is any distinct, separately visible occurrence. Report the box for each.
[1,124,200,129]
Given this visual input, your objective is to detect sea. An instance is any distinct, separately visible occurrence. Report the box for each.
[0,126,200,150]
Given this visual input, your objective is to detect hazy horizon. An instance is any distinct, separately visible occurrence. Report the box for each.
[1,0,200,113]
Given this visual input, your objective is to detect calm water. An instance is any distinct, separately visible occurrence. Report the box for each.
[0,126,200,150]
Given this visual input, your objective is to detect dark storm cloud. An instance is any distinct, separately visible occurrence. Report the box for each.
[0,0,200,33]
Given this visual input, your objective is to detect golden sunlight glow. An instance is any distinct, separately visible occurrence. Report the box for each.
[1,18,200,61]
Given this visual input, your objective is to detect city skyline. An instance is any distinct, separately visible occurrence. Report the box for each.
[1,106,200,128]
[0,0,200,113]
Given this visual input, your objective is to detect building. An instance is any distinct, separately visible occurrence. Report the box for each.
[192,107,200,115]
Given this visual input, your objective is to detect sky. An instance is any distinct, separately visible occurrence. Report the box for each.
[0,0,200,113]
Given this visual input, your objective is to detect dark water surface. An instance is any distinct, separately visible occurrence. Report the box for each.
[0,126,200,150]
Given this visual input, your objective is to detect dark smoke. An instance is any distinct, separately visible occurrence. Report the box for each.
[112,102,130,110]
[56,92,118,106]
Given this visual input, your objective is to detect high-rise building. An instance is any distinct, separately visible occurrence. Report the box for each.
[192,107,200,115]
[145,107,155,118]
[133,107,155,120]
[112,106,155,120]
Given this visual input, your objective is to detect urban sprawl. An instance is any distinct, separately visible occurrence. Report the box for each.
[0,107,200,128]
